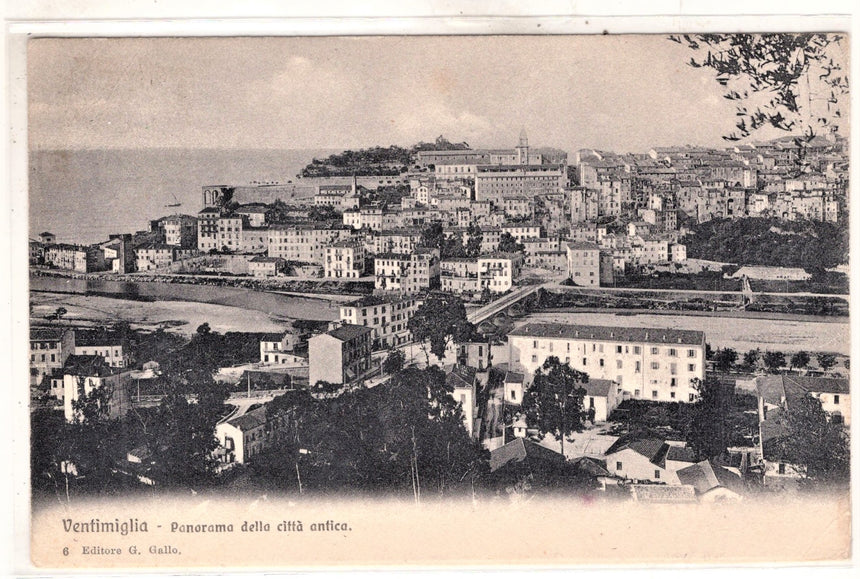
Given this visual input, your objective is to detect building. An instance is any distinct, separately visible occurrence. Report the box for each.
[503,370,525,406]
[324,240,365,279]
[197,207,221,252]
[308,324,373,386]
[581,378,621,423]
[339,295,421,349]
[268,224,352,264]
[508,323,706,403]
[248,256,285,277]
[74,332,128,368]
[373,249,440,293]
[259,331,298,364]
[439,255,521,297]
[446,364,479,438]
[43,244,107,273]
[456,341,492,371]
[134,243,175,271]
[30,327,75,387]
[101,234,135,273]
[214,405,287,465]
[235,204,268,228]
[39,232,56,244]
[676,460,745,501]
[566,242,612,287]
[62,355,132,423]
[160,214,198,248]
[216,215,244,252]
[604,437,679,484]
[474,164,566,204]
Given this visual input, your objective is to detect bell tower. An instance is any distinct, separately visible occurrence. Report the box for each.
[516,127,529,164]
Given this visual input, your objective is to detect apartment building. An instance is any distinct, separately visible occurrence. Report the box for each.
[259,331,298,364]
[74,332,129,368]
[440,254,521,296]
[134,243,175,271]
[308,324,374,386]
[43,244,106,273]
[216,215,244,252]
[339,294,422,348]
[508,323,706,403]
[197,207,221,252]
[474,164,566,204]
[30,327,76,387]
[374,249,440,293]
[160,214,198,248]
[566,242,613,287]
[268,224,352,264]
[324,240,365,279]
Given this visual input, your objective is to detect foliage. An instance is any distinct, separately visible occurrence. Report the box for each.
[743,348,761,371]
[498,232,525,254]
[687,377,733,460]
[382,349,405,375]
[763,351,786,373]
[669,33,848,142]
[521,357,588,456]
[307,205,342,222]
[681,218,848,269]
[816,353,837,372]
[790,350,810,370]
[407,294,476,362]
[773,393,849,486]
[464,222,483,258]
[713,348,738,372]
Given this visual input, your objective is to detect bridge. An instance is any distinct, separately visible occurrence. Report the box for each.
[467,284,541,325]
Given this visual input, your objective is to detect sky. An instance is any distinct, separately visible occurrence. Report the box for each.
[27,35,843,154]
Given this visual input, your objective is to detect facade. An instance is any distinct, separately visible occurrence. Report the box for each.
[235,204,268,228]
[216,215,244,252]
[566,242,602,287]
[248,256,285,277]
[508,323,706,403]
[339,295,421,349]
[446,365,479,438]
[62,355,132,423]
[456,341,492,371]
[160,214,198,248]
[373,249,440,293]
[324,240,365,279]
[30,327,75,387]
[582,378,621,423]
[74,334,128,368]
[134,243,175,271]
[474,164,566,204]
[268,225,352,264]
[604,437,680,484]
[197,207,221,252]
[259,331,298,364]
[43,244,106,273]
[439,255,521,296]
[308,324,373,386]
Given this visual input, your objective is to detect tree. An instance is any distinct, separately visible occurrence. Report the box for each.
[464,223,483,257]
[687,377,732,460]
[196,322,211,336]
[773,394,849,487]
[498,232,524,254]
[815,353,836,372]
[419,223,445,251]
[743,348,761,371]
[521,357,588,457]
[763,351,786,373]
[382,349,405,375]
[407,295,475,364]
[790,351,810,371]
[55,306,68,320]
[713,348,738,372]
[843,358,849,370]
[669,34,848,143]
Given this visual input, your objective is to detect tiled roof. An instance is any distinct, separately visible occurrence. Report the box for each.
[227,406,267,431]
[566,242,600,251]
[326,323,373,342]
[666,445,697,463]
[30,327,70,341]
[509,323,705,346]
[605,436,669,467]
[489,438,565,472]
[677,460,744,495]
[581,379,616,398]
[63,354,116,377]
[445,364,477,390]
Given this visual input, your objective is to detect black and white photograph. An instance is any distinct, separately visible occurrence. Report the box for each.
[12,16,854,570]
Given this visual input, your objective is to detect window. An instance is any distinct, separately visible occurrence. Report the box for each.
[655,470,661,479]
[616,345,622,353]
[599,359,605,367]
[834,395,840,404]
[634,346,641,354]
[651,347,659,355]
[582,358,587,366]
[778,463,786,475]
[651,362,659,370]
[616,360,623,369]
[652,390,658,399]
[635,361,641,373]
[531,355,538,363]
[616,461,623,471]
[634,389,640,397]
[670,363,677,375]
[670,392,676,399]
[668,348,677,357]
[50,354,55,362]
[510,390,516,401]
[689,393,695,402]
[687,349,696,357]
[688,364,695,372]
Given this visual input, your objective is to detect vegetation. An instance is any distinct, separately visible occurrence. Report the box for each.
[407,294,476,363]
[763,351,787,373]
[419,222,483,259]
[521,357,589,456]
[682,218,848,269]
[497,232,525,254]
[817,353,837,372]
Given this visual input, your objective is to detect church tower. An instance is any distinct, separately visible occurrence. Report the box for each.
[516,127,529,165]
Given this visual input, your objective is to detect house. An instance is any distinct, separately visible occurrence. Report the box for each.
[62,354,132,423]
[676,459,745,501]
[307,324,373,386]
[259,331,298,364]
[373,249,440,293]
[508,323,706,403]
[73,331,129,368]
[30,327,76,387]
[214,406,268,464]
[503,370,525,406]
[456,341,492,371]
[134,243,174,271]
[604,436,678,484]
[339,294,421,349]
[489,437,566,473]
[445,364,479,438]
[566,242,613,287]
[323,240,365,279]
[248,256,285,278]
[439,254,522,296]
[580,378,620,423]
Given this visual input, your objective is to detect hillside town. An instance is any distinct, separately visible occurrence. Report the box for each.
[30,131,850,504]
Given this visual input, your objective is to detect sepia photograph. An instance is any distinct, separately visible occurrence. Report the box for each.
[17,26,853,570]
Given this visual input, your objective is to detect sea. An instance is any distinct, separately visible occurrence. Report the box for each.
[28,148,338,245]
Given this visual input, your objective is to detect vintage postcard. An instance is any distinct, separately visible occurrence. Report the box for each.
[15,27,854,572]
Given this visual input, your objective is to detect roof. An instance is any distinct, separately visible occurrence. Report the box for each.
[676,460,744,495]
[249,256,283,263]
[605,436,670,467]
[74,332,124,347]
[63,354,116,377]
[581,379,616,398]
[568,456,611,477]
[504,371,524,384]
[325,324,373,342]
[30,327,70,341]
[445,364,477,390]
[566,242,600,251]
[666,445,697,463]
[489,438,565,472]
[226,406,267,431]
[509,323,705,347]
[630,484,697,503]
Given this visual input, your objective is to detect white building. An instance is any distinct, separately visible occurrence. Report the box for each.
[440,254,521,296]
[508,323,706,403]
[339,294,421,349]
[324,240,365,279]
[259,332,298,364]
